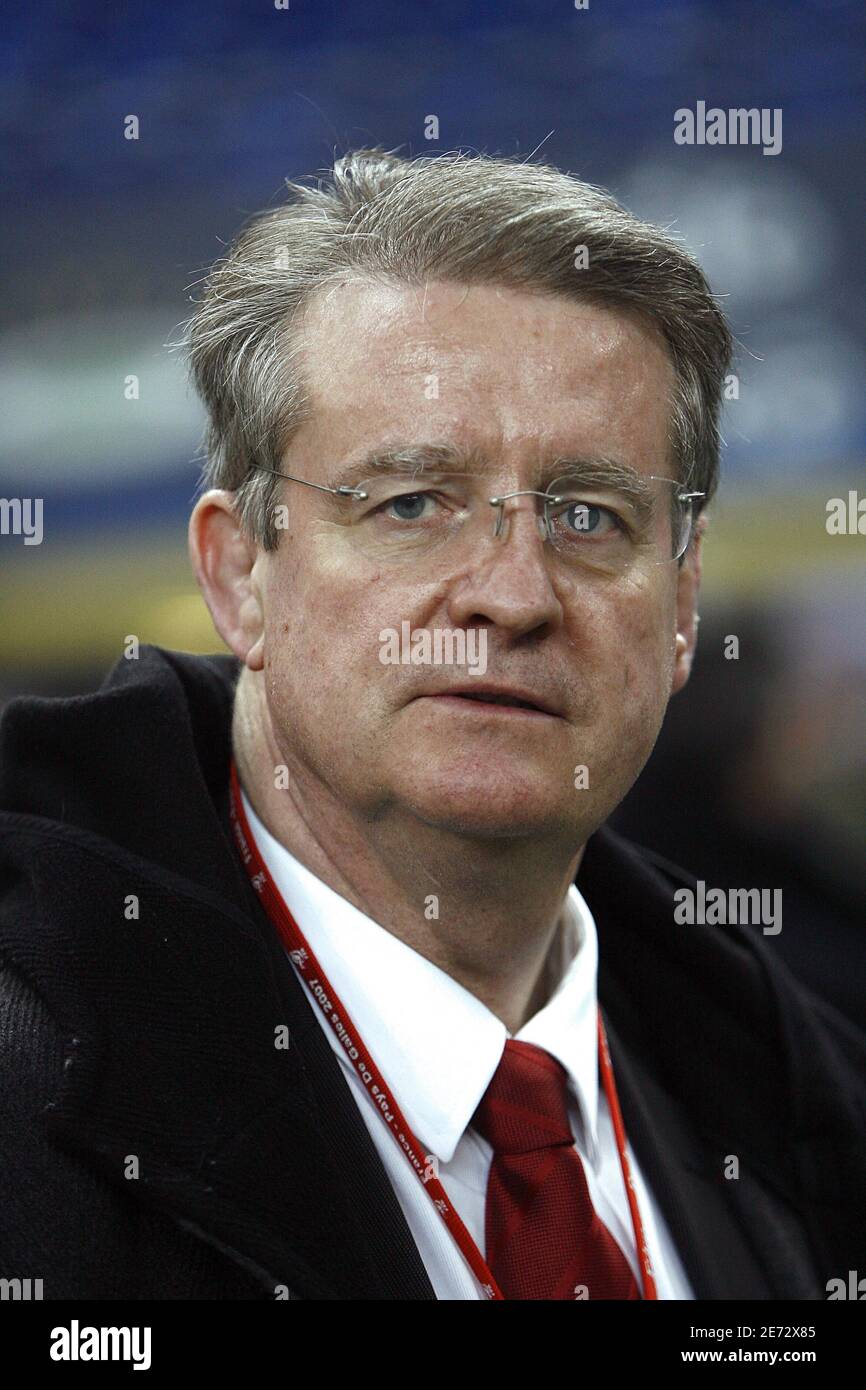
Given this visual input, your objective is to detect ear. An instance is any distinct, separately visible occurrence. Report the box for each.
[670,513,705,696]
[188,490,265,671]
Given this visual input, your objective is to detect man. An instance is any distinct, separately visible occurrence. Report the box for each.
[1,149,863,1301]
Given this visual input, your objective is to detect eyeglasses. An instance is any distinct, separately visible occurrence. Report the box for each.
[249,465,704,576]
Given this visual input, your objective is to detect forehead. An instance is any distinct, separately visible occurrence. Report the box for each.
[292,277,676,472]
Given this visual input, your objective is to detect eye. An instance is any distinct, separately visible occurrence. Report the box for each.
[384,490,437,522]
[556,501,620,537]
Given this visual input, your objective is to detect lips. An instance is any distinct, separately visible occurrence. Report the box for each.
[456,692,542,711]
[420,686,562,717]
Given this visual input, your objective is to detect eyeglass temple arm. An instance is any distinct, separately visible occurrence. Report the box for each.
[247,464,368,499]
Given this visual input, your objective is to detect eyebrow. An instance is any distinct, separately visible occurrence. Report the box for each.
[329,444,660,507]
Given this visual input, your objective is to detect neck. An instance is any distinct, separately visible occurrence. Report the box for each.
[231,670,585,1035]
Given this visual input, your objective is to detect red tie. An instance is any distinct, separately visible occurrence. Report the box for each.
[471,1039,642,1300]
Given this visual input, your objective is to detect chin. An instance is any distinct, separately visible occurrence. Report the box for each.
[399,774,578,841]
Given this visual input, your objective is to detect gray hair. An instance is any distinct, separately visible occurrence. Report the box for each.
[182,147,733,551]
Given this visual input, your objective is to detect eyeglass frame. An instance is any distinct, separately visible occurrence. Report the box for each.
[246,463,706,562]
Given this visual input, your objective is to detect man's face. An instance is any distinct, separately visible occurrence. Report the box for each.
[248,278,695,843]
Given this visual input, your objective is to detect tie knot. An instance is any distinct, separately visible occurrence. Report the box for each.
[471,1040,574,1155]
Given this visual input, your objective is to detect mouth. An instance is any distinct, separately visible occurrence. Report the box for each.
[417,687,563,718]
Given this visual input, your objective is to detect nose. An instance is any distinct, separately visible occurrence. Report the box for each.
[444,495,565,638]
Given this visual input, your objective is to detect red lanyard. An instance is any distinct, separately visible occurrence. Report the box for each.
[229,760,657,1301]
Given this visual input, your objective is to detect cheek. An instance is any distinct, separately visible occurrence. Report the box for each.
[260,548,428,719]
[570,574,676,711]
[619,592,679,733]
[571,585,677,804]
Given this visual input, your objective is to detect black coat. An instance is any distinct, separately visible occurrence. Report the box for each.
[1,645,864,1299]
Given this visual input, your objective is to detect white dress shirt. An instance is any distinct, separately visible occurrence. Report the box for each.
[240,786,694,1300]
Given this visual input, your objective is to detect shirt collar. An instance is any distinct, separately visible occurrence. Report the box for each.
[240,787,600,1167]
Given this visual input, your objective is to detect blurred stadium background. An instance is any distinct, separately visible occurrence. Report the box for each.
[1,0,863,1024]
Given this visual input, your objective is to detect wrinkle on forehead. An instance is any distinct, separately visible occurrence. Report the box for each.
[292,277,677,477]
